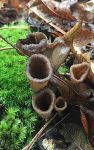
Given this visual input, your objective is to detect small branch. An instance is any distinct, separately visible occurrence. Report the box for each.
[22,113,58,150]
[0,26,30,30]
[0,47,14,51]
[40,112,70,139]
[0,35,25,55]
[52,74,81,97]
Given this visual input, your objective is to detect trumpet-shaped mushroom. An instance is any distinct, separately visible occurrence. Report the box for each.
[32,88,55,119]
[16,32,47,56]
[70,62,90,83]
[73,29,94,84]
[26,54,52,91]
[54,96,67,112]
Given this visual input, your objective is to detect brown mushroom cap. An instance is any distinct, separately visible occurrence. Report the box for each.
[54,96,67,112]
[16,32,47,56]
[32,88,55,118]
[70,62,90,83]
[26,54,53,91]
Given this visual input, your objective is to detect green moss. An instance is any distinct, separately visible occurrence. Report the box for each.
[0,22,38,150]
[58,65,69,74]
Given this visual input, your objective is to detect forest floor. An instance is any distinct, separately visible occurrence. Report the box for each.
[0,21,93,150]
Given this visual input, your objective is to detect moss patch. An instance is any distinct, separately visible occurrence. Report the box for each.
[0,22,38,150]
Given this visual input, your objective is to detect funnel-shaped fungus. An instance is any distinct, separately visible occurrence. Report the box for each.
[32,88,55,119]
[54,97,67,112]
[26,54,52,91]
[70,62,90,83]
[73,29,94,84]
[16,32,47,56]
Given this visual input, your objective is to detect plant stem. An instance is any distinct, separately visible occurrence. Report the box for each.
[0,47,14,51]
[0,34,25,55]
[0,26,30,30]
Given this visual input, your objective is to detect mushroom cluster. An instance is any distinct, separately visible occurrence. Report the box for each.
[16,27,94,148]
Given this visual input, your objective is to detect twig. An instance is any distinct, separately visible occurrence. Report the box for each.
[0,26,30,30]
[0,35,25,55]
[22,113,58,150]
[53,74,81,97]
[0,47,14,51]
[74,142,83,150]
[0,34,44,54]
[40,112,70,139]
[85,44,94,51]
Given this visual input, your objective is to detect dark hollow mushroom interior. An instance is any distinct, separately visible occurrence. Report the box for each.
[29,55,51,79]
[56,98,65,108]
[35,90,53,111]
[72,65,89,80]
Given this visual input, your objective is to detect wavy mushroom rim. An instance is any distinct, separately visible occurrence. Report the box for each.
[26,54,53,83]
[70,62,90,83]
[54,97,67,111]
[17,32,47,47]
[32,88,55,115]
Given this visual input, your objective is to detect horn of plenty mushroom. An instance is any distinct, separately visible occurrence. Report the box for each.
[32,88,55,119]
[54,96,67,112]
[26,54,53,91]
[70,62,90,84]
[16,32,47,56]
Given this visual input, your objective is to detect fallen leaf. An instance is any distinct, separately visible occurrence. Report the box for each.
[41,0,77,20]
[77,0,94,22]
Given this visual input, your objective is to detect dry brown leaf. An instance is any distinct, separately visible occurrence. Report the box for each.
[43,41,70,71]
[77,0,94,22]
[29,2,77,34]
[40,0,77,21]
